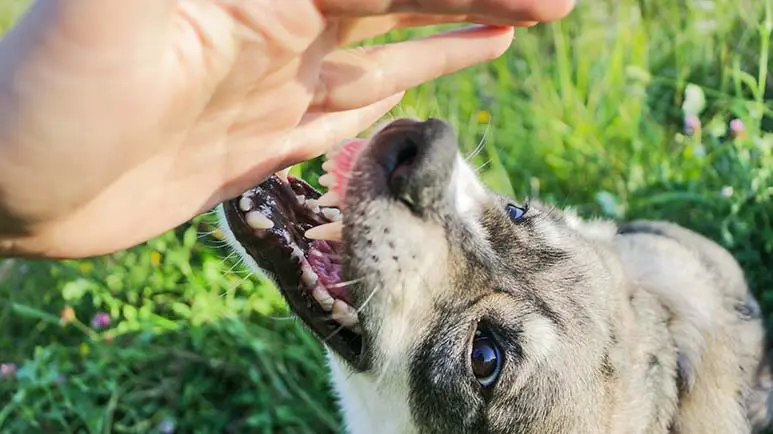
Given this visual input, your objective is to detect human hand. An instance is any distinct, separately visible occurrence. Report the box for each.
[0,0,574,259]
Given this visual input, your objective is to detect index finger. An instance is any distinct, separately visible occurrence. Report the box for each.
[313,0,576,23]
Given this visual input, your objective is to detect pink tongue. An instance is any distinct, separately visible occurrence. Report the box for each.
[327,139,368,207]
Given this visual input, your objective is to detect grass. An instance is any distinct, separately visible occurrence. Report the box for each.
[1,0,772,432]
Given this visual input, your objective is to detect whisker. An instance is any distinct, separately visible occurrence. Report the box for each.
[354,281,381,315]
[327,277,365,289]
[217,273,251,298]
[475,160,491,173]
[267,315,299,321]
[466,116,492,162]
[321,321,353,344]
[225,256,245,275]
[198,227,223,239]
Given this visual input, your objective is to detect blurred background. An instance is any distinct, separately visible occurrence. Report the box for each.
[1,0,771,432]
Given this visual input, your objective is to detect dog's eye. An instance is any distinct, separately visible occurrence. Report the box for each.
[471,330,502,387]
[506,203,527,222]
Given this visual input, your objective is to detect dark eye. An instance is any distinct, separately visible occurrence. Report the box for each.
[506,203,527,222]
[471,329,502,387]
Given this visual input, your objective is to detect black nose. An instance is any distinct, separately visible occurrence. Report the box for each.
[369,118,458,211]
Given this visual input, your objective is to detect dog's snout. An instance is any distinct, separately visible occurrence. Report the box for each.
[370,118,458,212]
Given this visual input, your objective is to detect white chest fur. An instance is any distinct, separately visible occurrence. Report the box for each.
[327,352,419,434]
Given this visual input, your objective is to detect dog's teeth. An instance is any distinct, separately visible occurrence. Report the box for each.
[238,196,253,212]
[317,191,339,207]
[291,246,304,263]
[332,300,359,329]
[321,159,335,173]
[313,287,335,311]
[318,173,335,188]
[305,199,320,213]
[245,211,274,230]
[301,265,319,287]
[276,168,290,182]
[321,207,342,222]
[325,139,347,161]
[304,222,343,241]
[296,195,306,205]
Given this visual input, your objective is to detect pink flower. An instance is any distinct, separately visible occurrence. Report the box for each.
[729,118,745,139]
[684,115,701,136]
[91,312,111,329]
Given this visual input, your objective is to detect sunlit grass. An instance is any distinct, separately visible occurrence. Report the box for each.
[1,0,772,432]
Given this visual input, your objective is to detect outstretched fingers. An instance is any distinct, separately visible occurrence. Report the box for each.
[315,0,576,23]
[286,92,406,164]
[335,13,531,47]
[311,25,514,113]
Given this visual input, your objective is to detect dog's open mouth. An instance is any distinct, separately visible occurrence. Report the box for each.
[222,139,369,367]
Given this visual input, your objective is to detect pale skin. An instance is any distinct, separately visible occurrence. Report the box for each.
[0,0,575,259]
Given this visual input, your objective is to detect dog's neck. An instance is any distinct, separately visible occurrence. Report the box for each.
[327,353,419,434]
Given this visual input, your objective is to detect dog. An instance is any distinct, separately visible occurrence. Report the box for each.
[217,117,773,433]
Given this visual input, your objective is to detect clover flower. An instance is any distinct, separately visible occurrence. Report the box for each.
[684,114,701,136]
[91,312,111,329]
[729,118,745,139]
[1,363,17,380]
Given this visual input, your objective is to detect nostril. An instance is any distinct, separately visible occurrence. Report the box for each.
[387,137,420,201]
[365,118,457,212]
[390,138,418,178]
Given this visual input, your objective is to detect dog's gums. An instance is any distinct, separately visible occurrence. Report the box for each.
[221,139,369,366]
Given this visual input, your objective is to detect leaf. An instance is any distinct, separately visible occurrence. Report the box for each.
[11,303,61,325]
[61,278,92,302]
[122,305,138,324]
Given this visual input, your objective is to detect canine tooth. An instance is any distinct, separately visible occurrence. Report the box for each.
[317,191,339,207]
[321,207,342,222]
[276,168,290,182]
[318,173,335,188]
[332,300,359,329]
[313,287,335,311]
[301,265,319,286]
[238,196,253,212]
[296,195,306,205]
[245,211,274,230]
[321,159,336,172]
[304,221,343,241]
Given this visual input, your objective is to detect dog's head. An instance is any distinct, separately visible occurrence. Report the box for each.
[219,118,624,433]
